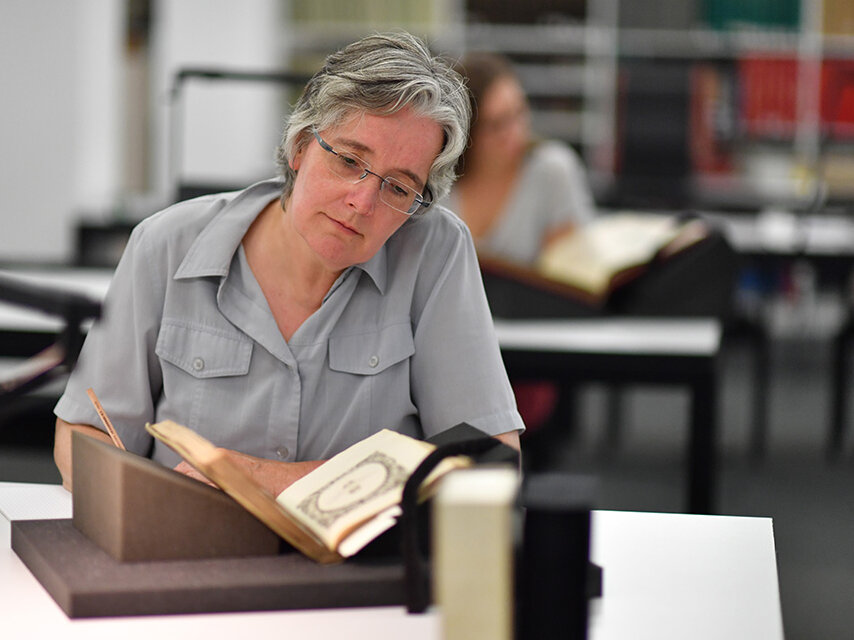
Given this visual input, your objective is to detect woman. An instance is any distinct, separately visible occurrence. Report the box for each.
[444,52,596,265]
[54,33,523,493]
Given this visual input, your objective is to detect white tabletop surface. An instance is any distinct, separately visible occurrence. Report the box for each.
[493,318,722,356]
[709,210,854,256]
[0,482,783,639]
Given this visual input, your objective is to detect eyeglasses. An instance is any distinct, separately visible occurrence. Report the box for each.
[312,128,432,215]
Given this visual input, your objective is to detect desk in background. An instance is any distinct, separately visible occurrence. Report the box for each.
[0,481,784,639]
[494,318,721,515]
[0,267,112,358]
[709,212,854,459]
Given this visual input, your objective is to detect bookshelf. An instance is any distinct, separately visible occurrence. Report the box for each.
[454,0,822,209]
[285,0,466,73]
[465,0,854,209]
[284,0,854,209]
[600,0,854,208]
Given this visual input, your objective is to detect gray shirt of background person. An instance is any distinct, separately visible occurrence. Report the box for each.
[443,140,596,265]
[54,178,524,469]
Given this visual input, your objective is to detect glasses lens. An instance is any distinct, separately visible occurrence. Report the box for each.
[327,151,366,181]
[380,178,420,214]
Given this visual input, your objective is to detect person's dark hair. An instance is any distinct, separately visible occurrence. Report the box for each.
[452,52,518,175]
[275,32,470,209]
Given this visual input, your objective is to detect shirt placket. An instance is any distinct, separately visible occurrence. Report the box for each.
[216,261,301,463]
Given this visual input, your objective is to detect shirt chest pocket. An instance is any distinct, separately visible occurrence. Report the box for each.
[328,322,414,376]
[156,321,252,378]
[154,320,253,434]
[323,322,417,442]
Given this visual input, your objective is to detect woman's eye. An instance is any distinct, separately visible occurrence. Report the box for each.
[339,155,360,169]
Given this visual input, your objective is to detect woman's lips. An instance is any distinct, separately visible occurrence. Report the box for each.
[327,214,360,236]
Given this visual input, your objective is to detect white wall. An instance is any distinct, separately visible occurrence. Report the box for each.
[0,0,124,263]
[149,0,286,200]
[0,0,286,263]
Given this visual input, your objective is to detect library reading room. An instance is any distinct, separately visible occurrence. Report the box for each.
[4,1,854,638]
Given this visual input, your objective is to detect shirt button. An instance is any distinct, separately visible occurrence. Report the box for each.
[276,447,289,459]
[192,357,205,371]
[368,355,379,368]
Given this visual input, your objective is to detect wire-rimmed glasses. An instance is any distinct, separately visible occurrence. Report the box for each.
[312,128,431,215]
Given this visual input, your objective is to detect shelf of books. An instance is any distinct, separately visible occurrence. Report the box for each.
[604,0,854,207]
[437,0,854,207]
[281,0,854,206]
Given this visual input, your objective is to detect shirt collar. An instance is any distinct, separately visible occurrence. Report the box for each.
[174,177,389,294]
[354,243,386,294]
[174,179,284,280]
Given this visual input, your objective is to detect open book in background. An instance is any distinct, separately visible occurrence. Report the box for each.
[145,421,470,564]
[535,213,710,305]
[478,212,737,320]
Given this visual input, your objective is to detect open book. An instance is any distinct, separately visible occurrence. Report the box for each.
[145,421,469,564]
[534,213,710,304]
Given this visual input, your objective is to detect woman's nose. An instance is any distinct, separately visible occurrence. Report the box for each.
[346,176,381,215]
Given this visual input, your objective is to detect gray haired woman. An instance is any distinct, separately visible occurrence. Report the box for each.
[55,32,523,494]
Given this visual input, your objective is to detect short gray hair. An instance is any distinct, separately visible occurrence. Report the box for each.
[275,32,470,209]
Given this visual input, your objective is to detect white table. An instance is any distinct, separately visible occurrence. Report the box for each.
[0,482,784,639]
[709,210,854,257]
[493,318,721,356]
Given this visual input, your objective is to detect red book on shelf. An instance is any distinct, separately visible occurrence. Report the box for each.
[738,56,798,138]
[821,60,854,138]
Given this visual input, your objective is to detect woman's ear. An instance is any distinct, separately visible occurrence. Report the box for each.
[291,146,304,172]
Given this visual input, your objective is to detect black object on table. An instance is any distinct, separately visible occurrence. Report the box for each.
[0,272,100,399]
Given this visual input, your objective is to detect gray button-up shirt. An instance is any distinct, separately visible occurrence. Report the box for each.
[56,179,523,468]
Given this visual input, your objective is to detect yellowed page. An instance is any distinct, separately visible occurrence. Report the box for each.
[276,429,442,550]
[538,213,686,294]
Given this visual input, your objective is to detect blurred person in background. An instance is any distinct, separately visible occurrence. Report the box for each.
[443,52,596,265]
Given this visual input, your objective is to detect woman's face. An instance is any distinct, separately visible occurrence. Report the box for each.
[288,107,443,274]
[472,75,530,163]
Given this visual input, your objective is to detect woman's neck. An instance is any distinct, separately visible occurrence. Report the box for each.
[243,199,340,316]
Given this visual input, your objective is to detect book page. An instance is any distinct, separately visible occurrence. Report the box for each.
[336,505,402,558]
[277,429,450,551]
[537,213,687,295]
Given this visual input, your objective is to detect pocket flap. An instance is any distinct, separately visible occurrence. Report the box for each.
[155,320,252,378]
[329,322,414,375]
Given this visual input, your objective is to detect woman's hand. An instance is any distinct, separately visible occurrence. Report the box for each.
[172,451,326,497]
[173,460,218,488]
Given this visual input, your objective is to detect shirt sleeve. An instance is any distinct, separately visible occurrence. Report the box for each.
[54,222,164,456]
[409,216,525,438]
